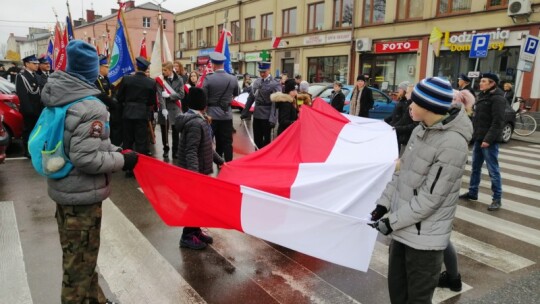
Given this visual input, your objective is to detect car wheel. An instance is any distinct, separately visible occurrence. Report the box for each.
[501,123,513,143]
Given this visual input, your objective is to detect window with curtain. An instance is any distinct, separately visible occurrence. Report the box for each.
[397,0,424,20]
[308,2,325,32]
[187,31,193,49]
[487,0,507,9]
[283,8,297,36]
[363,0,386,25]
[231,21,240,43]
[196,29,203,45]
[333,0,353,28]
[438,0,471,15]
[261,13,273,39]
[206,26,213,46]
[245,17,256,41]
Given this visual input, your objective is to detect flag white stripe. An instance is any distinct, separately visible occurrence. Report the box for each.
[0,201,33,304]
[99,199,206,304]
[459,189,540,220]
[240,186,377,272]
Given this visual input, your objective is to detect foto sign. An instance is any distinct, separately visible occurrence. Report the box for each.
[519,35,539,62]
[469,34,491,58]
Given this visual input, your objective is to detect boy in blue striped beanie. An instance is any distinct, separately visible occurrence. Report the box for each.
[369,78,473,303]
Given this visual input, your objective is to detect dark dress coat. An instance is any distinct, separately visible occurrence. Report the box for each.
[117,71,157,120]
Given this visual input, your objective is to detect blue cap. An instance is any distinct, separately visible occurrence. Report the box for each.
[98,54,108,66]
[458,73,471,83]
[411,77,454,115]
[481,72,499,84]
[22,55,39,63]
[136,56,150,70]
[209,52,226,64]
[258,61,271,71]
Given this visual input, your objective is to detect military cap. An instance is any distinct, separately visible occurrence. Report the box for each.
[38,54,49,64]
[22,54,39,64]
[135,56,151,70]
[257,61,271,71]
[98,54,108,66]
[480,72,499,84]
[458,73,471,83]
[209,52,226,64]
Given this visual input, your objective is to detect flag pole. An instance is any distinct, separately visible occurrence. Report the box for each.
[52,7,59,65]
[158,5,164,62]
[118,1,136,64]
[66,0,76,39]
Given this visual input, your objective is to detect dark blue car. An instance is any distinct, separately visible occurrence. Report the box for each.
[308,83,396,119]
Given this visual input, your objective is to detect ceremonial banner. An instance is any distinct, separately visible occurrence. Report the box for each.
[108,8,134,85]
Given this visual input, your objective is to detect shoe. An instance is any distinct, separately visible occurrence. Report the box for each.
[438,271,462,292]
[163,152,169,159]
[180,235,207,250]
[125,171,134,178]
[196,230,214,244]
[488,199,501,211]
[459,192,478,201]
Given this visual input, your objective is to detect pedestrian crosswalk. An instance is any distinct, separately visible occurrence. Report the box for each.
[1,142,539,303]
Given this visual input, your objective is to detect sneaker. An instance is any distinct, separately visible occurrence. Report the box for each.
[197,230,214,244]
[438,271,462,292]
[459,192,478,201]
[487,199,501,211]
[163,152,169,159]
[180,235,207,250]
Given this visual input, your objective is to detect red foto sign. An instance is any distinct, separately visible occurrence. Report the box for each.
[374,40,420,53]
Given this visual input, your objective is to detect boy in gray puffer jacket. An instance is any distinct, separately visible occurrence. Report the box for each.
[41,40,137,304]
[369,77,472,304]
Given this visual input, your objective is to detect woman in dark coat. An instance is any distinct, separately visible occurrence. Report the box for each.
[330,81,345,112]
[271,79,298,135]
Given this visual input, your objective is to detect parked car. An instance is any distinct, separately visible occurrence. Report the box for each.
[0,92,23,147]
[0,112,9,163]
[501,102,517,143]
[309,83,396,119]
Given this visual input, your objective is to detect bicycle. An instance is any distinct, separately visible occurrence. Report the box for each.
[512,97,537,137]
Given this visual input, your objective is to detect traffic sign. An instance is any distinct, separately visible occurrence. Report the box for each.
[519,35,539,62]
[467,71,480,78]
[469,34,491,58]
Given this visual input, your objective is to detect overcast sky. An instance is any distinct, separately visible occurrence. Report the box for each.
[0,0,214,47]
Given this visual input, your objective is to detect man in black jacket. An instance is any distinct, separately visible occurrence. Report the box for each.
[96,55,123,146]
[117,57,156,160]
[460,72,506,211]
[36,55,52,89]
[16,54,43,158]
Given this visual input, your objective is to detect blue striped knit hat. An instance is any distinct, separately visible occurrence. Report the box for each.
[411,77,454,115]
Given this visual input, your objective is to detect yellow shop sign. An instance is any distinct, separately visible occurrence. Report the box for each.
[443,29,510,52]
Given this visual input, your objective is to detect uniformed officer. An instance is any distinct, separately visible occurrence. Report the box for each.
[241,61,281,149]
[36,54,52,89]
[95,55,123,146]
[16,54,43,158]
[202,52,239,161]
[117,56,156,168]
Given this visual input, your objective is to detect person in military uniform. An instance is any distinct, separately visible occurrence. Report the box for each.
[16,54,43,158]
[202,52,239,161]
[157,61,184,159]
[117,56,156,166]
[241,61,281,149]
[95,55,123,146]
[36,54,52,89]
[41,39,137,304]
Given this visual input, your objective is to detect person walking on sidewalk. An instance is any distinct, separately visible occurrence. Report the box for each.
[369,77,472,304]
[460,72,506,211]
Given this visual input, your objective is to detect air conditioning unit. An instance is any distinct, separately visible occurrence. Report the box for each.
[508,0,532,16]
[355,38,372,52]
[190,55,197,63]
[180,43,186,50]
[237,52,244,61]
[198,40,207,47]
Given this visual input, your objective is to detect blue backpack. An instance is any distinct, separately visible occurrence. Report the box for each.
[28,96,101,179]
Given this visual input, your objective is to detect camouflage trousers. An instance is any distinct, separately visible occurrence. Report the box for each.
[56,203,107,304]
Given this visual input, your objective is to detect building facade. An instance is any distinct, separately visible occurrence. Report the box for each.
[174,0,540,110]
[18,29,51,60]
[73,1,174,61]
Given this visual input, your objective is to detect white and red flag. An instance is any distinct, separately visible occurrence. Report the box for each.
[196,60,213,88]
[134,99,398,271]
[155,75,181,108]
[271,36,282,49]
[139,36,148,59]
[53,22,68,71]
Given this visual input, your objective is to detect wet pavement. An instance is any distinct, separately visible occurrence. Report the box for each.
[1,111,539,303]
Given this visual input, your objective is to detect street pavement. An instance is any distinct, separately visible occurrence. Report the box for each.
[1,113,539,304]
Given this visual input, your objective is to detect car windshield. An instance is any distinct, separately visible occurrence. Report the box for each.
[319,88,351,99]
[308,84,328,97]
[372,90,389,103]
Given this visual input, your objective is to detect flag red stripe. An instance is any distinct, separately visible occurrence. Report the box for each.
[134,154,243,230]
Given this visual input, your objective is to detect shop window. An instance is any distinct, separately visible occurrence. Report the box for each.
[307,56,348,83]
[333,0,353,28]
[437,0,471,15]
[364,0,386,25]
[231,21,240,43]
[487,0,508,9]
[308,2,325,32]
[245,17,256,41]
[206,26,213,46]
[397,0,424,20]
[361,53,417,93]
[261,13,273,39]
[283,8,297,36]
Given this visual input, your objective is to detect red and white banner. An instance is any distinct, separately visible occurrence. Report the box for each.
[53,22,68,71]
[155,75,181,108]
[135,99,398,271]
[374,40,420,54]
[231,92,254,112]
[196,60,213,88]
[271,36,282,49]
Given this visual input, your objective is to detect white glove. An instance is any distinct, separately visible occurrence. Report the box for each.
[162,91,170,98]
[162,109,169,117]
[153,112,158,121]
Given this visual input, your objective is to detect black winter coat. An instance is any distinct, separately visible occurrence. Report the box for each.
[271,92,298,135]
[393,100,418,145]
[330,90,345,112]
[385,96,408,126]
[472,87,506,144]
[16,70,43,118]
[117,71,156,120]
[175,111,224,174]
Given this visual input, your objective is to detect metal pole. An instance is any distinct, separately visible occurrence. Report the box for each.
[471,57,480,88]
[512,69,522,106]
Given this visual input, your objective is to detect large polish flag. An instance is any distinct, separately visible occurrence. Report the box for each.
[135,99,398,271]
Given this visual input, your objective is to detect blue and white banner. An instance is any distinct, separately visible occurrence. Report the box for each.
[108,16,134,85]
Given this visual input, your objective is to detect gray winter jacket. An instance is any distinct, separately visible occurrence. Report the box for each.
[242,75,281,120]
[157,73,184,125]
[375,106,473,250]
[41,71,124,205]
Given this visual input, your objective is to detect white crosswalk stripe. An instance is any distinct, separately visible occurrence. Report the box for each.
[462,175,540,200]
[468,156,537,173]
[459,189,540,220]
[510,146,540,153]
[465,165,540,187]
[499,147,540,159]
